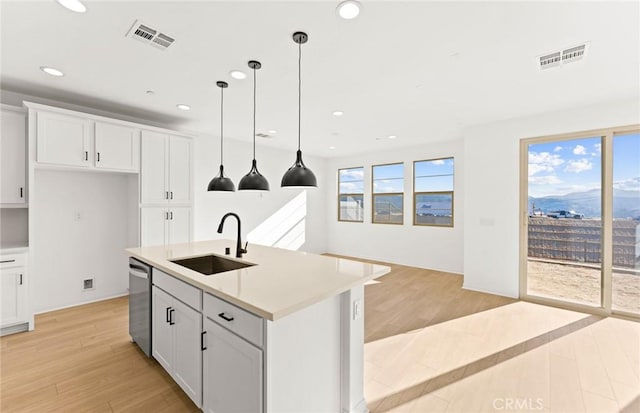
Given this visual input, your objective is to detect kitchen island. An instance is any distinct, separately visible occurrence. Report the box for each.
[127,239,390,413]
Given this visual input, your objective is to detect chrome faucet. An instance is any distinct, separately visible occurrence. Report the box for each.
[217,212,247,258]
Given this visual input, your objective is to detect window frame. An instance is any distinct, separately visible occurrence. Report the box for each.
[337,166,365,223]
[371,162,405,225]
[413,157,455,228]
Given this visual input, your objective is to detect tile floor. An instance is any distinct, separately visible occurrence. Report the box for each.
[365,302,640,412]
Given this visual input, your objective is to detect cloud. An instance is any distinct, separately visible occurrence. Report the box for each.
[528,175,562,185]
[573,145,587,155]
[554,146,563,152]
[432,159,445,165]
[339,169,363,181]
[339,182,362,193]
[594,143,601,153]
[564,158,593,173]
[613,177,640,191]
[528,151,564,176]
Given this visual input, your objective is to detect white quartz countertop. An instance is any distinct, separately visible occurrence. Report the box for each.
[126,240,390,321]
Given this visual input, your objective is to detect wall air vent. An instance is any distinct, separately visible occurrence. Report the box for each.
[126,20,175,51]
[538,42,589,70]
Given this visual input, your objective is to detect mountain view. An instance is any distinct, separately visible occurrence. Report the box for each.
[528,188,640,219]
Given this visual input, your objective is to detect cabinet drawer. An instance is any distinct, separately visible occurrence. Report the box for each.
[203,292,263,348]
[153,269,202,311]
[1,253,26,269]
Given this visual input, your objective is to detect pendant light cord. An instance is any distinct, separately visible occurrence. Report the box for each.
[220,86,224,165]
[298,41,302,151]
[253,65,257,160]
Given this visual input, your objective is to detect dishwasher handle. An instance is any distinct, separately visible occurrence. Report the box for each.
[129,267,149,279]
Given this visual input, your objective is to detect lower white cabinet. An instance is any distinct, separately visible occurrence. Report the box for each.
[1,252,27,329]
[202,318,263,413]
[141,207,191,247]
[152,285,202,407]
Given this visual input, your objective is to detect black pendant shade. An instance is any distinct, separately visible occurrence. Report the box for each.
[208,81,236,192]
[281,150,317,187]
[282,31,317,188]
[239,60,270,191]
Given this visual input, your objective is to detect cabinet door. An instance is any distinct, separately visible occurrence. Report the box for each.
[140,208,168,247]
[168,136,192,204]
[0,109,26,204]
[1,268,26,326]
[95,122,140,172]
[141,131,168,204]
[37,111,92,167]
[168,207,191,245]
[203,319,263,413]
[172,299,203,408]
[152,286,173,372]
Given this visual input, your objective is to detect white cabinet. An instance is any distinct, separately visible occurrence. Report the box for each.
[0,107,26,204]
[141,131,192,205]
[203,318,263,413]
[94,122,139,172]
[140,207,191,247]
[36,111,93,167]
[152,282,202,408]
[1,252,27,328]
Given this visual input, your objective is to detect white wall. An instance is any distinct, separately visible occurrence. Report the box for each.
[194,135,328,254]
[32,170,136,313]
[0,208,28,246]
[324,140,464,274]
[463,98,640,298]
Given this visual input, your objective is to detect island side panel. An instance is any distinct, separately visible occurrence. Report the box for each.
[265,293,342,412]
[341,285,368,413]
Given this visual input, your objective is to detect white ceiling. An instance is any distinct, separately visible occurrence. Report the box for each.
[1,0,638,158]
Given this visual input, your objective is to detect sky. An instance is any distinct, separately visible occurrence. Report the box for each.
[528,133,639,197]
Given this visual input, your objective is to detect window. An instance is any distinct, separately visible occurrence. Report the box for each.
[338,167,364,222]
[372,163,404,224]
[413,157,454,227]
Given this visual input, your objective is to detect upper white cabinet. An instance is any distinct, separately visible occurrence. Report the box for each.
[141,131,192,205]
[36,111,93,167]
[94,122,139,172]
[0,107,27,204]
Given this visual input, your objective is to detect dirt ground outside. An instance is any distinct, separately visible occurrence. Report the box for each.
[527,260,640,314]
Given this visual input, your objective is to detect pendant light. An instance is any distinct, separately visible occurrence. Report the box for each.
[207,81,236,192]
[239,60,270,191]
[281,31,317,188]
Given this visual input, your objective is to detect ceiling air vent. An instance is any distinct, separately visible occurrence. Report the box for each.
[538,42,589,70]
[126,20,175,51]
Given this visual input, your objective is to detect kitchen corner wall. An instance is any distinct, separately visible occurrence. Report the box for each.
[463,97,640,298]
[324,140,465,274]
[193,134,328,254]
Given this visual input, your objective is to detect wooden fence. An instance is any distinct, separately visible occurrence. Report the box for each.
[528,218,638,268]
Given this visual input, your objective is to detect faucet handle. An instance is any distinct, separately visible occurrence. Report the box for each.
[241,241,249,254]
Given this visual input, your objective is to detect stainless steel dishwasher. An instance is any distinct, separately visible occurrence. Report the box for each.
[129,257,151,357]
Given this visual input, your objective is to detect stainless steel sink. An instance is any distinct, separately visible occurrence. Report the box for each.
[170,254,255,275]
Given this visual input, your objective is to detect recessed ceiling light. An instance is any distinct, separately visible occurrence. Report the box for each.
[230,70,247,80]
[56,0,87,13]
[40,66,64,77]
[329,146,336,150]
[337,0,361,20]
[388,135,397,139]
[176,104,191,111]
[332,111,344,116]
[267,130,277,134]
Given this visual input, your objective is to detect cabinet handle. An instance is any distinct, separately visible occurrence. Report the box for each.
[85,151,88,161]
[97,152,100,162]
[170,211,173,220]
[0,259,16,264]
[19,274,23,285]
[165,211,169,220]
[20,187,23,198]
[201,331,207,351]
[218,312,234,322]
[170,191,174,200]
[165,191,169,200]
[169,308,175,325]
[166,307,172,323]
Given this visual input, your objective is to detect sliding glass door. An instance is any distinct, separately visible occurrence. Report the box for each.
[521,127,639,317]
